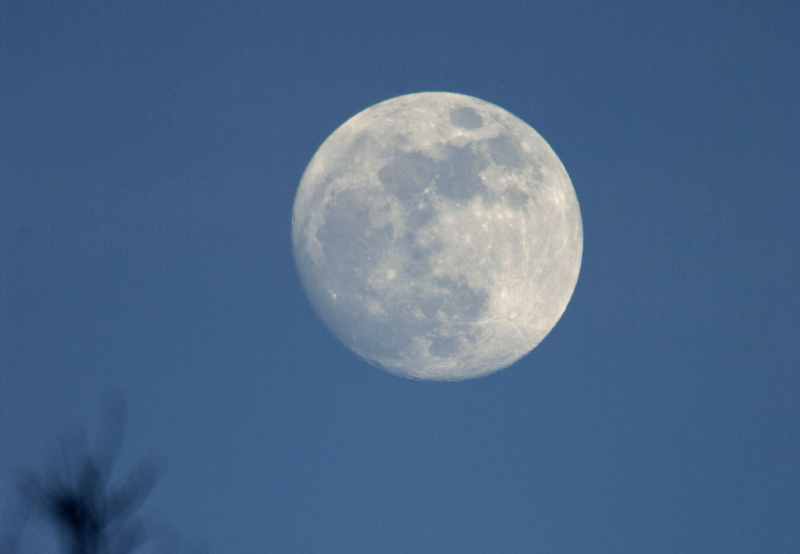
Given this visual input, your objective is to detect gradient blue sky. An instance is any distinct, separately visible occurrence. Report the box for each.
[2,1,798,552]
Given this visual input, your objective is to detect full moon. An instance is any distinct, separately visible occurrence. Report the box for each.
[292,92,582,380]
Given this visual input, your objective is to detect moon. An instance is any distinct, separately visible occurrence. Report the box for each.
[292,92,582,380]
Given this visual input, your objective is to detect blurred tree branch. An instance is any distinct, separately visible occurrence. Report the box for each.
[1,392,196,554]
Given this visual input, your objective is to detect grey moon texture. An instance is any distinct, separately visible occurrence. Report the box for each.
[292,92,583,380]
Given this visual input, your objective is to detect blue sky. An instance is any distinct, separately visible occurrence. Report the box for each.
[1,1,798,552]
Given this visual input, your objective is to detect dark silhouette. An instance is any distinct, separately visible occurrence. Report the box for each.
[2,393,181,554]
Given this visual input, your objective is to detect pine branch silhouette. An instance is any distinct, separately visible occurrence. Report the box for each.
[2,393,191,554]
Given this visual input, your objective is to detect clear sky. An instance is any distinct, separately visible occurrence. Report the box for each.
[1,1,798,552]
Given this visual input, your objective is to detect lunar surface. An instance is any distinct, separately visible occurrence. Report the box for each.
[292,92,582,380]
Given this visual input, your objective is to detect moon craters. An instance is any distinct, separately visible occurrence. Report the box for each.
[293,92,583,380]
